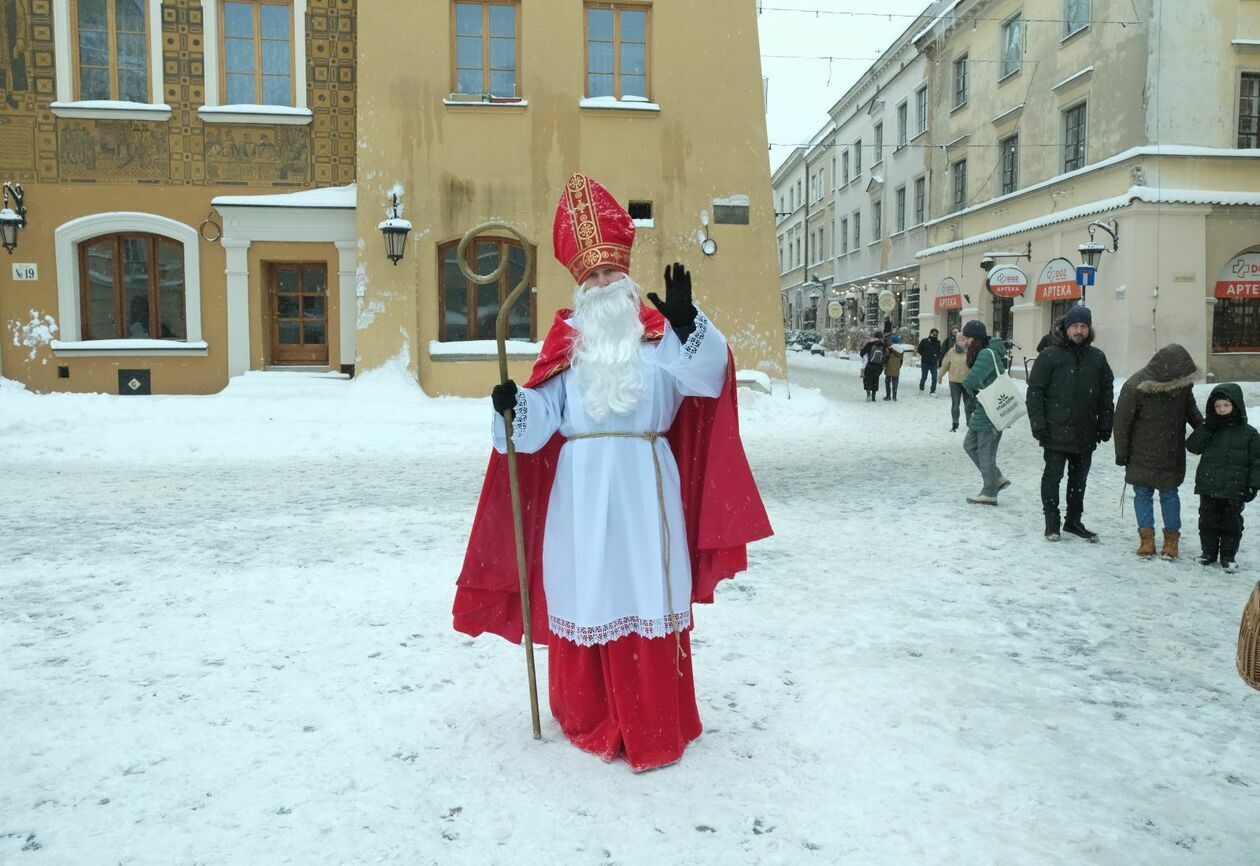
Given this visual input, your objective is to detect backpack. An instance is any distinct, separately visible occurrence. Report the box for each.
[868,342,885,366]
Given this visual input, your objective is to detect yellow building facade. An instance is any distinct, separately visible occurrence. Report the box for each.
[1,0,783,396]
[353,0,785,395]
[0,0,356,394]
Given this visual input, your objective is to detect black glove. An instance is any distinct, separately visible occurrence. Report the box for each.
[1115,454,1128,467]
[491,380,518,414]
[1246,488,1258,503]
[1097,428,1112,443]
[1033,430,1049,448]
[647,262,698,341]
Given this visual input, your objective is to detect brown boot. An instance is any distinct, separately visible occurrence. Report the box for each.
[1137,527,1156,558]
[1161,529,1180,561]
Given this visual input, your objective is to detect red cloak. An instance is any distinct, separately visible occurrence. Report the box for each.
[452,307,773,645]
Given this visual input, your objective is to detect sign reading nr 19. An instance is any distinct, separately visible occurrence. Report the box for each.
[11,263,37,281]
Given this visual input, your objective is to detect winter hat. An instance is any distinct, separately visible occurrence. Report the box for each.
[962,319,987,339]
[1063,305,1093,328]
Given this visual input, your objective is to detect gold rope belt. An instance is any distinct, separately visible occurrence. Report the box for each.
[565,431,686,675]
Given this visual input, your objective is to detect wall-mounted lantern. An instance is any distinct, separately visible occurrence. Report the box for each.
[0,182,27,254]
[378,193,412,265]
[1078,219,1119,268]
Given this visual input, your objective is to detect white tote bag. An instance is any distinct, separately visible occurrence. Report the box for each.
[975,347,1027,432]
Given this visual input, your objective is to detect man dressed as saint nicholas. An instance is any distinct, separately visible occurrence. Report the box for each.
[454,173,772,772]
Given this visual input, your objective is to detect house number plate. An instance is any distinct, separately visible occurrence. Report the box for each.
[11,263,37,280]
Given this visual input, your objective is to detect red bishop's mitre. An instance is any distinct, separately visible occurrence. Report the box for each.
[552,172,636,285]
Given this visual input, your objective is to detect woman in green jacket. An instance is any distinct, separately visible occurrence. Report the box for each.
[958,320,1010,505]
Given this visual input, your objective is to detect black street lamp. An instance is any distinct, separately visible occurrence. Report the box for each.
[1078,219,1118,268]
[378,193,412,265]
[1,182,27,255]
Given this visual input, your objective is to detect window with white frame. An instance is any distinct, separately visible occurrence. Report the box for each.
[52,0,167,115]
[1064,0,1090,38]
[1063,102,1087,171]
[778,235,784,272]
[952,158,967,212]
[1000,14,1023,79]
[873,122,884,164]
[895,186,906,233]
[872,200,882,240]
[853,210,861,247]
[953,55,969,108]
[840,217,849,254]
[914,176,926,225]
[896,102,908,148]
[854,139,863,175]
[200,0,309,118]
[54,212,204,348]
[916,86,928,134]
[1239,73,1260,149]
[842,150,850,185]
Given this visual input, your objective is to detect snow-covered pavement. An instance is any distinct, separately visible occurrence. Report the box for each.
[1,357,1255,865]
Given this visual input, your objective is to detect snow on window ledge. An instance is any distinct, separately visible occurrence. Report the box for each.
[429,339,541,362]
[443,98,529,108]
[198,105,314,125]
[50,100,172,121]
[51,339,209,356]
[579,96,662,112]
[632,218,655,228]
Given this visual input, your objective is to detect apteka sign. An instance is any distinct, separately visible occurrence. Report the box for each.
[1035,258,1081,302]
[1215,252,1260,299]
[987,265,1028,299]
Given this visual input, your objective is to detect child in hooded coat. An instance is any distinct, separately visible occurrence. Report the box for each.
[1185,383,1260,572]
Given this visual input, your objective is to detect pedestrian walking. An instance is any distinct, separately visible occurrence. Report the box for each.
[957,320,1010,505]
[1112,344,1203,559]
[883,334,904,401]
[1185,383,1260,573]
[860,333,885,402]
[939,334,974,432]
[455,173,771,771]
[916,328,942,394]
[1026,305,1115,542]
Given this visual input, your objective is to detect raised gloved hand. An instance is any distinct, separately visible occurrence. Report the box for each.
[647,262,698,341]
[1097,428,1112,443]
[1246,488,1258,503]
[1115,454,1128,467]
[491,380,518,414]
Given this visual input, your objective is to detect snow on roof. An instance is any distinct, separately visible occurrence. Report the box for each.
[212,183,356,209]
[917,186,1260,259]
[913,0,964,45]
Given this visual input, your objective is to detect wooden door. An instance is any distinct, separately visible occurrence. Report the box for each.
[270,262,328,365]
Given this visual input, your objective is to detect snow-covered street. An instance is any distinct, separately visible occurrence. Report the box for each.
[1,357,1255,865]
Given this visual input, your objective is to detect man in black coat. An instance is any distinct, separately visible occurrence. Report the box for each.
[1026,305,1115,541]
[916,329,942,394]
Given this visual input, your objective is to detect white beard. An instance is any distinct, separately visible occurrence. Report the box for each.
[571,277,646,422]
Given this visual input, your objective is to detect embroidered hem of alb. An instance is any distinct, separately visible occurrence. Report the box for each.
[549,610,691,646]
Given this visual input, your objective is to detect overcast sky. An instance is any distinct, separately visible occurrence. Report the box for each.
[757,0,936,173]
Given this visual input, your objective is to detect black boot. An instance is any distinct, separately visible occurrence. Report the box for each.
[1220,535,1240,572]
[1198,531,1220,565]
[1062,516,1099,542]
[1044,514,1061,542]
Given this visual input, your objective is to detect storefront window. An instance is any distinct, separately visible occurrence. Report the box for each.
[1213,300,1260,352]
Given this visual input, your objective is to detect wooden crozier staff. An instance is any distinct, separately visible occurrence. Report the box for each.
[456,221,542,739]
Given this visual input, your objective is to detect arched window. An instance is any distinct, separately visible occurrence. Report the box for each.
[78,233,186,340]
[1213,248,1260,353]
[438,235,535,342]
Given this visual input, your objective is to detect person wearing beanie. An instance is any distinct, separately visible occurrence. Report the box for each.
[1112,344,1203,559]
[915,328,943,394]
[1026,304,1115,542]
[957,320,1011,505]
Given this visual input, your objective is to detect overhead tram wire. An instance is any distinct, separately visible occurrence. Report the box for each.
[756,4,1143,27]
